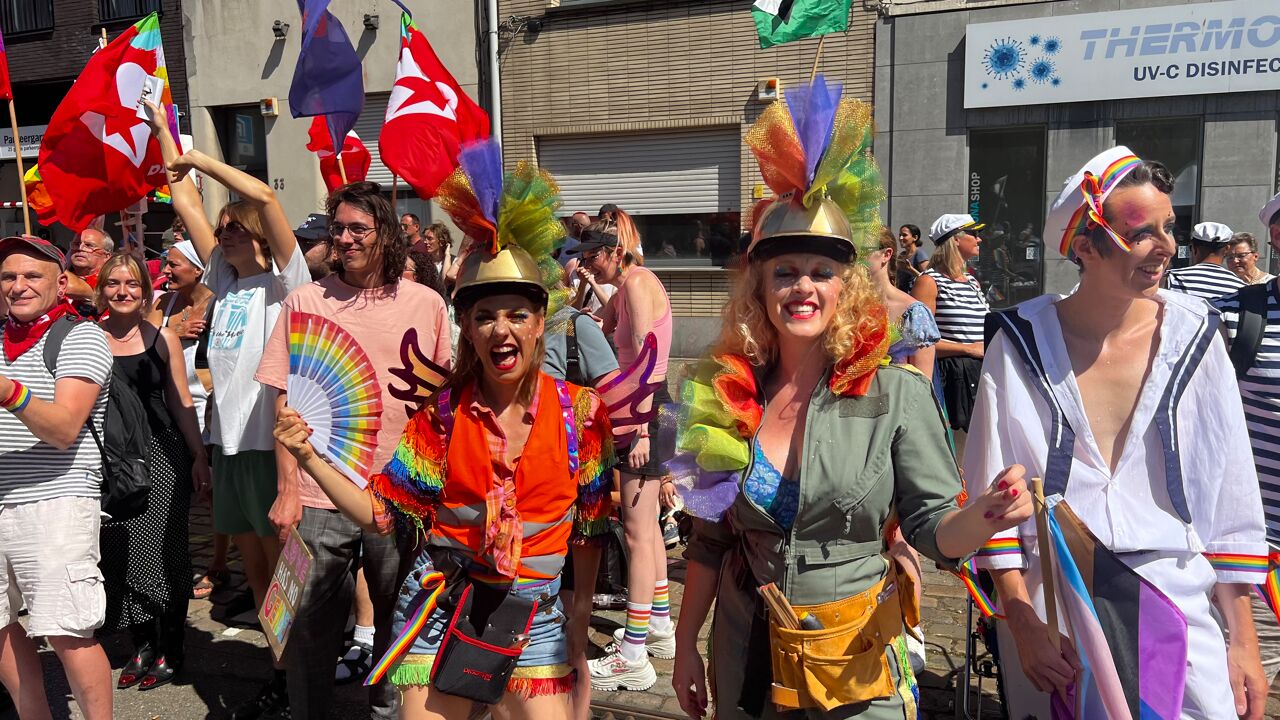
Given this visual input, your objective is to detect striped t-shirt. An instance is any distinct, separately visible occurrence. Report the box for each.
[0,321,111,505]
[923,268,988,344]
[1213,281,1280,549]
[1165,262,1245,302]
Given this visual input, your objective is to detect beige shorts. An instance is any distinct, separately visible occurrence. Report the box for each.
[0,496,104,638]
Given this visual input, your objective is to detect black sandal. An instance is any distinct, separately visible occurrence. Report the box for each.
[334,643,372,685]
[117,644,155,689]
[138,655,179,691]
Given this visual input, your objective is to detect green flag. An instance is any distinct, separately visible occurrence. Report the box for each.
[753,0,852,49]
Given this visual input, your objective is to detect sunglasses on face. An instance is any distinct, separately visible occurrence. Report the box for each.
[329,223,375,240]
[214,221,248,239]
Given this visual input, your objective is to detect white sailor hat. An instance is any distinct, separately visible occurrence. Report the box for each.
[1190,222,1233,245]
[929,214,984,245]
[1260,191,1280,228]
[1045,146,1144,257]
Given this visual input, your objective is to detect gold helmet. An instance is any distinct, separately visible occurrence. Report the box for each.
[749,192,855,263]
[434,141,567,313]
[452,245,547,310]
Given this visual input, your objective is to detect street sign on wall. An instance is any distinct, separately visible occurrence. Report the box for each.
[0,125,46,160]
[965,0,1280,108]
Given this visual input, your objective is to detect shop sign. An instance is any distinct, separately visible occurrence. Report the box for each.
[966,0,1280,108]
[0,125,46,160]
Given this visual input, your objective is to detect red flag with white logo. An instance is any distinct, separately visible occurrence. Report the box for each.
[379,14,489,199]
[306,116,371,192]
[37,15,171,232]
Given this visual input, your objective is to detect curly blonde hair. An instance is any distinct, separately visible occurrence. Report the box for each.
[713,258,887,367]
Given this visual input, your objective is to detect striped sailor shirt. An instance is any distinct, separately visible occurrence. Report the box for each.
[1214,281,1280,551]
[1164,261,1245,302]
[923,268,988,344]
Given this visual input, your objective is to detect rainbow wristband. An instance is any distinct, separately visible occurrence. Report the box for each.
[3,382,31,413]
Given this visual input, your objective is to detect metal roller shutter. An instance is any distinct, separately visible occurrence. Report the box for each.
[353,93,392,186]
[537,128,740,216]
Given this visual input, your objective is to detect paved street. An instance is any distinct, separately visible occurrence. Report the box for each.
[10,500,1280,719]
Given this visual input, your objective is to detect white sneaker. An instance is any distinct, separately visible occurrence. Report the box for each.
[588,649,657,691]
[905,625,926,674]
[610,624,676,659]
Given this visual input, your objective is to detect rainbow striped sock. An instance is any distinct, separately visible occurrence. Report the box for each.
[650,579,672,632]
[620,602,651,662]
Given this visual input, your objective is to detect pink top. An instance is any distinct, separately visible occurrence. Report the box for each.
[613,266,672,378]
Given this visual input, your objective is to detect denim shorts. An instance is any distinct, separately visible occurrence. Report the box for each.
[388,549,573,696]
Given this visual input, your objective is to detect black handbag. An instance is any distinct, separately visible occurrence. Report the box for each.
[428,581,541,704]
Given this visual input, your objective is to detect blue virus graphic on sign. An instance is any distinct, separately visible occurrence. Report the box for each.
[1030,59,1055,84]
[983,38,1025,79]
[980,33,1064,94]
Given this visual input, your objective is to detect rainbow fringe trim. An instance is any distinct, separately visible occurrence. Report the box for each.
[366,571,447,686]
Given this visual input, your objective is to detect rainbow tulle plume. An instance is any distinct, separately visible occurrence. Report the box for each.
[286,312,383,487]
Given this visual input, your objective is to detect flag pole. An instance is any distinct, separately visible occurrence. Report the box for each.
[7,99,29,235]
[808,35,826,83]
[1032,477,1061,652]
[336,150,348,185]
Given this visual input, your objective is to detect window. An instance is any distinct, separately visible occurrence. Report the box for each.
[1115,118,1201,267]
[968,127,1047,308]
[0,0,54,35]
[216,106,267,187]
[538,128,742,267]
[99,0,160,23]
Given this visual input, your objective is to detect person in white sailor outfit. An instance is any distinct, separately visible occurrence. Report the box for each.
[964,146,1269,720]
[1164,221,1247,301]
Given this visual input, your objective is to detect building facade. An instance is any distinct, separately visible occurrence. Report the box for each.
[181,0,481,230]
[496,0,878,356]
[0,0,188,241]
[877,0,1280,303]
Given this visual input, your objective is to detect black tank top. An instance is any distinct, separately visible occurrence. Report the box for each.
[115,327,171,434]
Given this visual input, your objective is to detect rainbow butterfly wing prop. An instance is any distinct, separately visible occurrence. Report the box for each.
[286,312,383,488]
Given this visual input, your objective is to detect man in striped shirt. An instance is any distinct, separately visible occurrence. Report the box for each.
[1211,190,1280,689]
[1164,221,1246,301]
[0,235,113,719]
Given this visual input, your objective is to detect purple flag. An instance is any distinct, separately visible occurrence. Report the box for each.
[289,0,363,152]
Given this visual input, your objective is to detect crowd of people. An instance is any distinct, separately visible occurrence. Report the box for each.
[0,82,1275,720]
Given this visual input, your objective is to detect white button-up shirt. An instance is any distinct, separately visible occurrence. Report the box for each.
[964,291,1267,585]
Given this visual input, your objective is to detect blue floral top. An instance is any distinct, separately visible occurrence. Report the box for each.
[887,301,941,364]
[742,443,801,530]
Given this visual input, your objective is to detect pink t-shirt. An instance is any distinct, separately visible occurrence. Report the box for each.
[256,275,452,510]
[613,266,672,378]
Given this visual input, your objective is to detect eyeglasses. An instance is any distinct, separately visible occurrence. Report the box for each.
[399,223,414,230]
[580,251,601,263]
[329,223,375,240]
[1227,252,1258,261]
[214,221,248,239]
[70,241,108,255]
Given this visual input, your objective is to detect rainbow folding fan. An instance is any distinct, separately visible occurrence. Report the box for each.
[286,312,383,487]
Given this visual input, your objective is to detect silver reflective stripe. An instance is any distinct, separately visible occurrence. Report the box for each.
[521,553,566,577]
[524,507,576,538]
[434,502,484,526]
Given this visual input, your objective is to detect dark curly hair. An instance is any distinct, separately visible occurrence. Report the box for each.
[326,181,406,285]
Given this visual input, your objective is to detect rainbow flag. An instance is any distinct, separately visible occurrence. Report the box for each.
[1254,552,1280,624]
[1047,501,1186,719]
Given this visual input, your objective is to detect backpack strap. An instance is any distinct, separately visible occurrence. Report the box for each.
[1154,310,1221,524]
[555,379,580,476]
[42,314,80,375]
[1228,282,1269,379]
[564,311,583,385]
[986,308,1077,499]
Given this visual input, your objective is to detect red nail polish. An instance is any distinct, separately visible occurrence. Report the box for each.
[1010,489,1019,498]
[984,511,994,519]
[998,480,1009,490]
